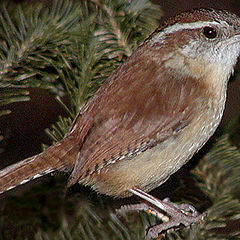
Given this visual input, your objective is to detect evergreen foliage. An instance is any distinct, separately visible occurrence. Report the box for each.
[31,134,240,240]
[0,0,240,239]
[0,0,161,137]
[164,135,240,239]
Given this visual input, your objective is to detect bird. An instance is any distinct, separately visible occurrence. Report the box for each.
[1,8,240,238]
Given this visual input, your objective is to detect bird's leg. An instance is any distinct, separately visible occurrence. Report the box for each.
[117,188,205,239]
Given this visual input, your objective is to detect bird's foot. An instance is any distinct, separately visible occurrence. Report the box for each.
[117,188,205,239]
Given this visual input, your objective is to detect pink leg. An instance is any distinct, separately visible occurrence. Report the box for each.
[117,188,205,239]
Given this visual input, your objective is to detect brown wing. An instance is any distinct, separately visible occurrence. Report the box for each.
[68,48,202,186]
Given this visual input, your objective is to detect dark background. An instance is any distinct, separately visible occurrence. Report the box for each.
[0,0,240,238]
[1,0,240,192]
[0,0,239,196]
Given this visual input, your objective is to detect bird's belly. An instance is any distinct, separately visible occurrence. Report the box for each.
[89,109,223,198]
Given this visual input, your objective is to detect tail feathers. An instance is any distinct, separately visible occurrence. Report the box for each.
[0,156,55,194]
[0,136,78,195]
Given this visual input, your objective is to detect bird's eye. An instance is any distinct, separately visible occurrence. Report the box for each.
[203,26,217,39]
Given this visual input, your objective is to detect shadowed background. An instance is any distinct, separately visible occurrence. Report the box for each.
[1,0,240,168]
[0,0,240,239]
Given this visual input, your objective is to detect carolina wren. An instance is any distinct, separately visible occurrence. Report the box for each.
[1,8,240,238]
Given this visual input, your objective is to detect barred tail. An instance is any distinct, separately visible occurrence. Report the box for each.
[0,136,78,194]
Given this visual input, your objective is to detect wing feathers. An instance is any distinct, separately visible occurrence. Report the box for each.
[68,50,203,186]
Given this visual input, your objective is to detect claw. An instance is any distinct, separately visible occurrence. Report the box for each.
[117,188,206,239]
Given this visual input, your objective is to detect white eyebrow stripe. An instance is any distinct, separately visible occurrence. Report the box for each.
[151,20,228,43]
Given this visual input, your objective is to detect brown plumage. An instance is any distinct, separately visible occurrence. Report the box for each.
[2,7,240,237]
[1,10,240,232]
[68,45,209,197]
[0,136,78,193]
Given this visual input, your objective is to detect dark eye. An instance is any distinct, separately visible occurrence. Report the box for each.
[203,26,217,39]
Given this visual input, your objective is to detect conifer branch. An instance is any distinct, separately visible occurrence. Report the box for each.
[164,134,240,239]
[3,2,239,240]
